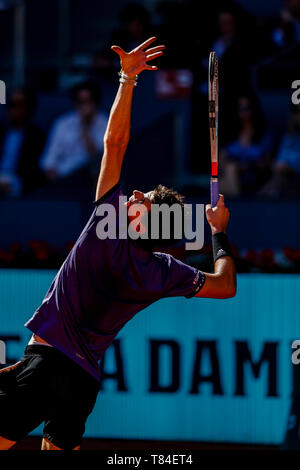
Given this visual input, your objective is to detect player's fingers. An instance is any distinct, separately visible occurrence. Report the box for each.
[136,36,157,51]
[146,51,164,61]
[206,204,212,212]
[111,45,125,57]
[217,194,225,207]
[144,65,158,71]
[145,45,166,54]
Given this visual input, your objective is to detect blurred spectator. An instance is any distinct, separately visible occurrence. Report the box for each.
[112,3,152,51]
[271,0,300,49]
[0,88,45,197]
[155,1,191,68]
[220,91,273,196]
[190,4,253,174]
[213,9,239,59]
[91,48,116,81]
[90,6,152,90]
[261,105,300,198]
[209,8,251,99]
[205,6,253,96]
[40,81,107,184]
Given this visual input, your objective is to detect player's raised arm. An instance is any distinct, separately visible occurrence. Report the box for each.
[196,195,237,299]
[95,37,165,200]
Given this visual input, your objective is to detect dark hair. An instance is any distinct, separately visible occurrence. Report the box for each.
[152,184,185,207]
[70,81,101,105]
[142,185,185,249]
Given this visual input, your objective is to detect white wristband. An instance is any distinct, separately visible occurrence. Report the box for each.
[118,71,138,86]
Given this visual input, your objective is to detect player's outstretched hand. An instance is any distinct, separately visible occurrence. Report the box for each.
[206,194,230,235]
[111,37,165,78]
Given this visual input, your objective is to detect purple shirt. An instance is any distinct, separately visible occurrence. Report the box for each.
[25,184,205,381]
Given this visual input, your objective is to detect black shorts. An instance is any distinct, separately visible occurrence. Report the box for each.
[0,345,99,450]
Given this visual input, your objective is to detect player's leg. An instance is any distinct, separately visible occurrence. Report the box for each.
[0,361,29,447]
[42,352,99,451]
[0,435,16,450]
[41,437,80,450]
[0,353,50,447]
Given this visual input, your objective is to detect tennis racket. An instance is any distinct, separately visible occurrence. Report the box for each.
[208,51,219,207]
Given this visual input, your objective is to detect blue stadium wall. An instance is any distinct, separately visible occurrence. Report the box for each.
[0,269,299,444]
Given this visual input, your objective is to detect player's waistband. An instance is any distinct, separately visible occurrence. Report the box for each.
[24,344,67,359]
[23,344,100,387]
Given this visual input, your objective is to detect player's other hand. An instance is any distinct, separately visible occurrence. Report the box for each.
[111,37,165,78]
[206,194,230,235]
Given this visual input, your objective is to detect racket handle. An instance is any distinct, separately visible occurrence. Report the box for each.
[210,178,219,207]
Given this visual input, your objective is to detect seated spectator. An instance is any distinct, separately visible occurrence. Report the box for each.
[213,9,239,59]
[155,1,190,68]
[91,48,116,81]
[40,81,107,183]
[0,88,45,197]
[211,9,250,95]
[271,0,300,49]
[190,5,253,173]
[112,3,152,51]
[261,105,300,198]
[203,7,252,96]
[220,92,273,196]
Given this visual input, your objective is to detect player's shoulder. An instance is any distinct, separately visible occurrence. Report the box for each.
[152,251,198,279]
[153,251,171,263]
[152,251,185,269]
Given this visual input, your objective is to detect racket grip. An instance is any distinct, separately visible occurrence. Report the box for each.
[210,178,219,207]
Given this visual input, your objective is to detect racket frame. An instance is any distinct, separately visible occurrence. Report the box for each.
[208,51,219,207]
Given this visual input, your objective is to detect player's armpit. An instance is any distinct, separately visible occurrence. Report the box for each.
[195,257,236,299]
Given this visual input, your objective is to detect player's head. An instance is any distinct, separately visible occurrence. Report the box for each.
[126,184,185,249]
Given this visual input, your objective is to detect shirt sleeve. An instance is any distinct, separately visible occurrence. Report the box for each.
[94,182,122,207]
[154,253,206,299]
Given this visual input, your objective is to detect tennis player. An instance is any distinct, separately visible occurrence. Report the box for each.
[0,37,236,451]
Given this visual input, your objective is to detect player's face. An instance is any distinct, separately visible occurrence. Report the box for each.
[126,190,153,209]
[126,190,154,225]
